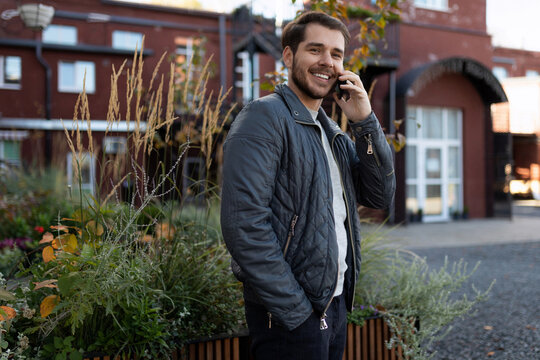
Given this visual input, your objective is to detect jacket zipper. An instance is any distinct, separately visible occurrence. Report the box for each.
[268,214,299,328]
[295,119,355,329]
[365,133,381,167]
[283,214,299,257]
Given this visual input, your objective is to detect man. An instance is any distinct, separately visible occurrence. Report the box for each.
[220,11,395,360]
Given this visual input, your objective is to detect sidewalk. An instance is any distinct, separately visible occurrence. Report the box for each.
[366,215,540,249]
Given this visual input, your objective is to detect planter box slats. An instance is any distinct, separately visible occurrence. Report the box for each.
[342,318,402,360]
[187,336,245,360]
[84,317,405,360]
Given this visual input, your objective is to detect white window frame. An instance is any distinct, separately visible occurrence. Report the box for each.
[42,25,77,45]
[235,51,260,103]
[112,30,144,51]
[414,0,448,11]
[58,61,96,94]
[492,66,508,81]
[176,37,195,63]
[405,106,463,222]
[103,136,127,154]
[0,140,21,167]
[0,55,21,90]
[67,152,96,196]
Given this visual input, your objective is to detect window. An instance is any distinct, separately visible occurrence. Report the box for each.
[0,140,21,167]
[103,136,127,154]
[67,152,96,196]
[0,56,21,89]
[42,25,77,45]
[175,37,196,82]
[58,61,95,93]
[526,70,539,78]
[235,51,260,103]
[182,157,205,200]
[112,30,144,51]
[406,106,463,222]
[492,66,508,81]
[414,0,448,11]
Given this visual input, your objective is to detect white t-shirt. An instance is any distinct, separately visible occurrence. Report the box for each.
[308,109,348,297]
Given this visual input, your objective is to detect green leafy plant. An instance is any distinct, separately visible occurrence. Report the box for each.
[351,226,494,360]
[1,40,239,359]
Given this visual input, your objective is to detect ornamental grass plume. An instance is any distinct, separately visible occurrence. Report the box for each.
[0,39,240,359]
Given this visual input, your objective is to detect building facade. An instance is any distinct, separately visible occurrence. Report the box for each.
[353,0,510,223]
[0,0,278,198]
[3,0,532,223]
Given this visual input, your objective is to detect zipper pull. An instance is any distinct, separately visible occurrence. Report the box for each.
[268,312,272,329]
[290,215,298,236]
[320,314,328,330]
[365,134,374,155]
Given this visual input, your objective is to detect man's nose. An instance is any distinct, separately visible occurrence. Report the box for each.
[319,51,333,67]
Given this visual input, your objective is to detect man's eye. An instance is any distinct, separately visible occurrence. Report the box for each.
[310,48,320,53]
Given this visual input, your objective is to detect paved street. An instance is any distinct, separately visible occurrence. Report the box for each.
[363,201,540,359]
[367,201,540,249]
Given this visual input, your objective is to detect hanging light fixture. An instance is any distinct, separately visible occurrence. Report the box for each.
[18,3,54,30]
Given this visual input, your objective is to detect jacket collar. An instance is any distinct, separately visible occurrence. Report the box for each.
[275,84,344,139]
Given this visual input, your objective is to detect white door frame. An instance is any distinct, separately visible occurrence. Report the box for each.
[406,106,463,222]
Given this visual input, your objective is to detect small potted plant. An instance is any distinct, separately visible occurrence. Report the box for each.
[462,206,469,219]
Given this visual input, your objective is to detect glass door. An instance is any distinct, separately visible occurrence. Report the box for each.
[405,106,463,222]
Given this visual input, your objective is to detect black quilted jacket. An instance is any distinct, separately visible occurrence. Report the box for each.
[220,84,395,331]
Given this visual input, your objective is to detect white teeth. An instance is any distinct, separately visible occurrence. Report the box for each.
[313,73,329,80]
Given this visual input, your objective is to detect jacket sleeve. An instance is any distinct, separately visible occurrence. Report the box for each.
[220,101,313,331]
[348,112,396,209]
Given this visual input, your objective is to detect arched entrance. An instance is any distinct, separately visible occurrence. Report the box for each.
[394,57,509,223]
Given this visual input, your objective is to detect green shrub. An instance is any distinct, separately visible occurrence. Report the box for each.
[352,231,494,360]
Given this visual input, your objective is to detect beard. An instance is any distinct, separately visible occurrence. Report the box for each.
[290,56,336,100]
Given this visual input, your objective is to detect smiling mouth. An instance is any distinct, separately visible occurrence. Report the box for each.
[312,72,331,81]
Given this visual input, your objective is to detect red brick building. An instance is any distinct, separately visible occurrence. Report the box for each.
[353,0,510,222]
[2,0,527,223]
[0,0,278,198]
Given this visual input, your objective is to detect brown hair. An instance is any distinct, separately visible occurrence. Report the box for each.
[281,11,350,54]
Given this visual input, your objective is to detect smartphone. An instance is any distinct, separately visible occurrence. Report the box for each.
[335,79,350,100]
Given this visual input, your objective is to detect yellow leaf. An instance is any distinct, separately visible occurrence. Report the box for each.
[42,246,56,263]
[39,232,54,244]
[484,325,493,331]
[52,234,78,253]
[65,234,78,253]
[0,306,16,321]
[86,220,104,236]
[487,351,495,357]
[40,295,60,318]
[33,279,58,290]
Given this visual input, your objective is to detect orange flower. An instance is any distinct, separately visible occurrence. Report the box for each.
[0,306,16,321]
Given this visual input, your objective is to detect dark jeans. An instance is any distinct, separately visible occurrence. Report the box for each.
[244,295,347,360]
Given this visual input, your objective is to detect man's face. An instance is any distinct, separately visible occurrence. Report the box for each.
[285,23,345,102]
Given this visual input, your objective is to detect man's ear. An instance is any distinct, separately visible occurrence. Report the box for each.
[282,46,293,69]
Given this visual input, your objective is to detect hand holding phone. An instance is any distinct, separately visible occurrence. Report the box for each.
[335,79,351,101]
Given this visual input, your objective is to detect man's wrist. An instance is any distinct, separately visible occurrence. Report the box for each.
[349,110,373,123]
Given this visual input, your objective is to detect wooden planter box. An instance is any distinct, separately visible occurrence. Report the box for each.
[83,317,401,360]
[343,317,402,360]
